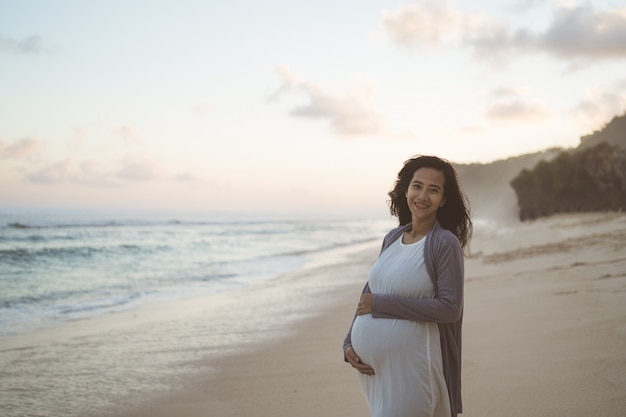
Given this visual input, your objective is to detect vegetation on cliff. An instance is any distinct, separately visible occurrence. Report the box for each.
[578,111,626,150]
[510,141,626,221]
[452,112,626,223]
[454,150,560,223]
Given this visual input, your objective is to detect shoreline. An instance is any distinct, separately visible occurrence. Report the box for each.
[107,246,377,417]
[0,239,382,351]
[0,239,382,417]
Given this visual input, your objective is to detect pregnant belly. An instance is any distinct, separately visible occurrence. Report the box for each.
[351,314,425,365]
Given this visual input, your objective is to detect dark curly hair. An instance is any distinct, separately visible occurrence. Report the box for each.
[388,155,472,250]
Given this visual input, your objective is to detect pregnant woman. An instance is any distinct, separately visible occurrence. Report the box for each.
[343,155,472,417]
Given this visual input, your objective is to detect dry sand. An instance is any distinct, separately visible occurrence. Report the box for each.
[112,212,626,417]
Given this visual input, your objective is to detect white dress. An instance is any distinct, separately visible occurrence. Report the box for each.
[350,235,451,417]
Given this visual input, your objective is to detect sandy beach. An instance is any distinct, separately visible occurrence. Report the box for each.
[95,212,625,417]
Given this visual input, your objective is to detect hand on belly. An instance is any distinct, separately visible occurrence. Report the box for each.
[345,345,375,376]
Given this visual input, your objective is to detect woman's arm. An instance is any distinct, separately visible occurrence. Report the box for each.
[370,237,464,324]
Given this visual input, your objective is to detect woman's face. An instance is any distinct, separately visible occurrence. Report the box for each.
[405,167,446,223]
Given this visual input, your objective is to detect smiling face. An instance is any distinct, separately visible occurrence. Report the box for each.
[405,167,446,225]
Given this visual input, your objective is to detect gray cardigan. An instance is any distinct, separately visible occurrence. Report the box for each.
[343,221,464,416]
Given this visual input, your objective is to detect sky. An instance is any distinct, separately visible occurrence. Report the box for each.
[1,0,626,217]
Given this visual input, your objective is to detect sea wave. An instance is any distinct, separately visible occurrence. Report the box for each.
[1,218,335,231]
[0,244,149,262]
[0,209,394,338]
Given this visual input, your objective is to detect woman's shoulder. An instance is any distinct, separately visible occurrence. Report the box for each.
[385,224,410,236]
[383,224,410,240]
[430,223,462,249]
[381,224,410,251]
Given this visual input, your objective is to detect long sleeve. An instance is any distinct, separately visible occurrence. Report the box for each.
[369,232,463,323]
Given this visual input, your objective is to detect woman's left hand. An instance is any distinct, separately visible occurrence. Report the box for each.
[357,293,373,315]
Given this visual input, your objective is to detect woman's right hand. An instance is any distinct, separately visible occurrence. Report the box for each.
[344,346,375,376]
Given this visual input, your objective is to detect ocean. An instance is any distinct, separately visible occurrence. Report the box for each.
[0,207,394,417]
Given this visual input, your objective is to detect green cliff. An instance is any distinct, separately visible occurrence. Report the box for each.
[510,113,626,220]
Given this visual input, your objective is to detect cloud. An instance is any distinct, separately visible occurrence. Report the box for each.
[173,172,204,182]
[115,125,142,145]
[508,0,542,12]
[508,0,578,12]
[382,2,626,64]
[27,159,77,184]
[570,86,626,130]
[381,1,469,46]
[489,86,527,98]
[272,66,384,137]
[537,6,626,60]
[26,156,164,186]
[485,86,550,122]
[486,100,550,121]
[0,34,45,54]
[26,159,118,186]
[470,6,626,62]
[0,137,42,159]
[27,156,164,185]
[116,157,163,181]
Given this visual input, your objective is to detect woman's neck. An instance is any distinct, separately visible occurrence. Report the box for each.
[404,218,436,244]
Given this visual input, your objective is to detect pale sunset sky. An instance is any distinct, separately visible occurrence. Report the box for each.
[1,0,626,217]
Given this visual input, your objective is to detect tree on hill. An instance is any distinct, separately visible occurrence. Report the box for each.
[453,150,560,223]
[579,111,626,150]
[510,142,626,221]
[451,110,626,223]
